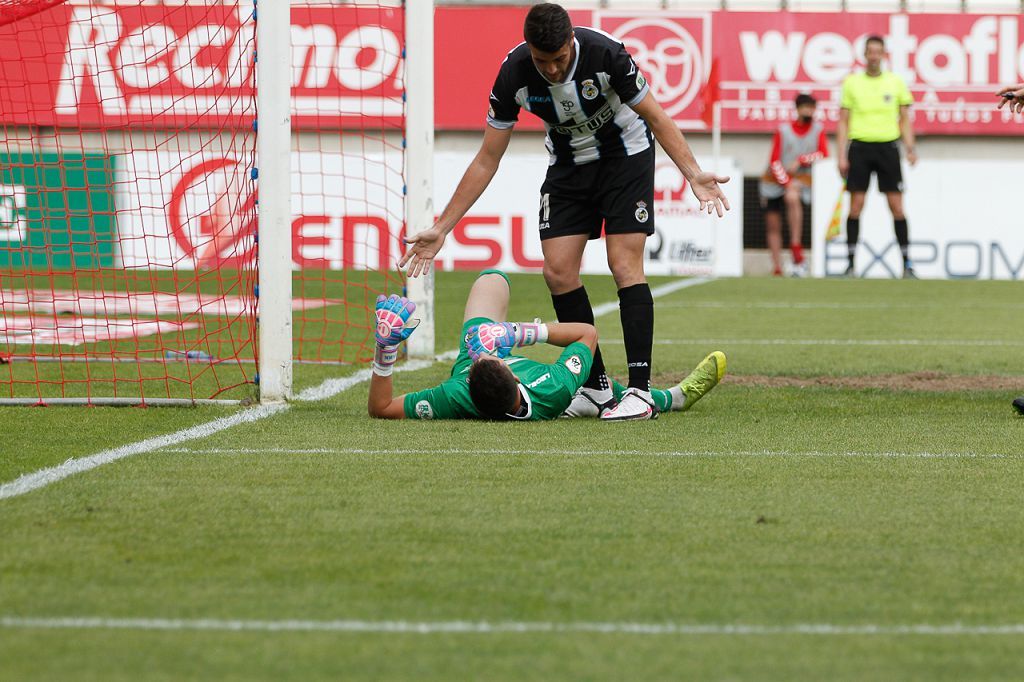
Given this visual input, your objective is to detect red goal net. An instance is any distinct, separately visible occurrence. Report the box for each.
[0,1,407,404]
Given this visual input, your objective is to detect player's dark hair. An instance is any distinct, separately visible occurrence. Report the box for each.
[524,3,573,53]
[795,93,816,108]
[865,35,885,49]
[468,359,519,420]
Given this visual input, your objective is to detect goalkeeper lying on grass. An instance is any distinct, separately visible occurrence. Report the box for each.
[368,270,725,421]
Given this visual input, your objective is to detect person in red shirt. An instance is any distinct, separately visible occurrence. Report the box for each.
[759,94,829,277]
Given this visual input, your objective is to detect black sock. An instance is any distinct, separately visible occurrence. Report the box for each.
[846,217,860,267]
[894,218,910,263]
[551,286,608,391]
[618,283,654,392]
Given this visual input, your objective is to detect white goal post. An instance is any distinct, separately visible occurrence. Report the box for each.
[257,0,293,403]
[403,0,435,359]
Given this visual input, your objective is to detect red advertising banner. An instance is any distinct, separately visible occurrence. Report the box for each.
[2,4,1023,135]
[0,2,403,129]
[438,9,1024,135]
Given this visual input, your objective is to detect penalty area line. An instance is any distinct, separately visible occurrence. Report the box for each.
[1,616,1023,636]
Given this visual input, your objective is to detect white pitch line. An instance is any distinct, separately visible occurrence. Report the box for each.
[590,277,712,318]
[603,338,1024,348]
[0,403,289,501]
[0,359,433,502]
[1,616,1022,636]
[657,301,1024,311]
[155,447,1014,460]
[0,277,712,501]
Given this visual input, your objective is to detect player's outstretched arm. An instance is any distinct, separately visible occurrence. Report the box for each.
[629,92,730,217]
[368,295,420,419]
[400,126,513,277]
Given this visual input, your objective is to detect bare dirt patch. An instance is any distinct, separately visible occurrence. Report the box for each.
[719,372,1024,393]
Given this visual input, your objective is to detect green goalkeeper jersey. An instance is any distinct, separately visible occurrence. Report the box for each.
[403,334,593,421]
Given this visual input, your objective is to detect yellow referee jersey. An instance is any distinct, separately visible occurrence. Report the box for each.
[840,71,913,143]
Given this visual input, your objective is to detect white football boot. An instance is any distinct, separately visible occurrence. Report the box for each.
[600,387,658,422]
[561,386,617,418]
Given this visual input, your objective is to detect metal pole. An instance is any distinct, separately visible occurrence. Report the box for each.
[256,0,293,402]
[404,0,435,359]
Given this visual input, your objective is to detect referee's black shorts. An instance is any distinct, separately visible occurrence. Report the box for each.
[538,148,656,241]
[846,140,904,193]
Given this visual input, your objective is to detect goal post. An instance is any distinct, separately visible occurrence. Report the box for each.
[403,0,435,359]
[256,0,292,403]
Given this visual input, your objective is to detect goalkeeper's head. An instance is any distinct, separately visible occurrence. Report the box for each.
[468,356,519,420]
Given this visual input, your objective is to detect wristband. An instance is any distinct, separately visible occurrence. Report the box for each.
[373,345,398,377]
[514,322,548,347]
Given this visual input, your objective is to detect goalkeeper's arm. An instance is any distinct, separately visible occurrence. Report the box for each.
[368,294,418,420]
[368,371,406,419]
[544,322,598,353]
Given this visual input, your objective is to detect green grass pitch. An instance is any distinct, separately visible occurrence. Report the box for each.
[1,272,1023,680]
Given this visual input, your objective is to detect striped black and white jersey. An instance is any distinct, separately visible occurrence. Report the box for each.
[487,27,653,167]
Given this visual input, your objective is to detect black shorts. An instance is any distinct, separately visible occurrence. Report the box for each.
[761,196,784,212]
[847,140,904,193]
[538,149,656,241]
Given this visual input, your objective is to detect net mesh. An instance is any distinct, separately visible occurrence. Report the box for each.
[0,0,407,402]
[291,3,406,365]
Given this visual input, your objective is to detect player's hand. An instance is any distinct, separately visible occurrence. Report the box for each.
[375,294,420,348]
[838,157,850,179]
[906,147,918,166]
[690,171,731,217]
[997,84,1024,114]
[466,323,516,361]
[400,225,447,278]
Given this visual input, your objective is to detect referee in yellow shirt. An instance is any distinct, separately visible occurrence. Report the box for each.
[837,35,917,278]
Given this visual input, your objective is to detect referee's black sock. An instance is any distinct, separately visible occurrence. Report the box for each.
[894,218,910,263]
[551,286,608,391]
[846,217,860,268]
[618,283,654,392]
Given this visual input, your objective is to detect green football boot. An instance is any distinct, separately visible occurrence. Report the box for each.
[676,351,727,412]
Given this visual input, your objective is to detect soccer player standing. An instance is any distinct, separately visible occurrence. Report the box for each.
[400,3,729,421]
[837,35,917,278]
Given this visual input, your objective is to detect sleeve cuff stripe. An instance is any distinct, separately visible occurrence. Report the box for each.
[625,85,649,108]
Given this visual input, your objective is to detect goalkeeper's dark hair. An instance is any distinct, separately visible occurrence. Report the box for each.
[865,35,885,49]
[468,359,519,420]
[524,3,572,54]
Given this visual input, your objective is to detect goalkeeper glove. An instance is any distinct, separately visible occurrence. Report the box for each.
[466,321,548,361]
[373,294,420,376]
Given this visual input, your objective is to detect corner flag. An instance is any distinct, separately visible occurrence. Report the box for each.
[825,181,846,241]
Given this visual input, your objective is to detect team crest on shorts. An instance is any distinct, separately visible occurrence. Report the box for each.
[581,79,599,100]
[635,201,649,223]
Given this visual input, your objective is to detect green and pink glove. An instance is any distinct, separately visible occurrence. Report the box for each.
[373,294,419,376]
